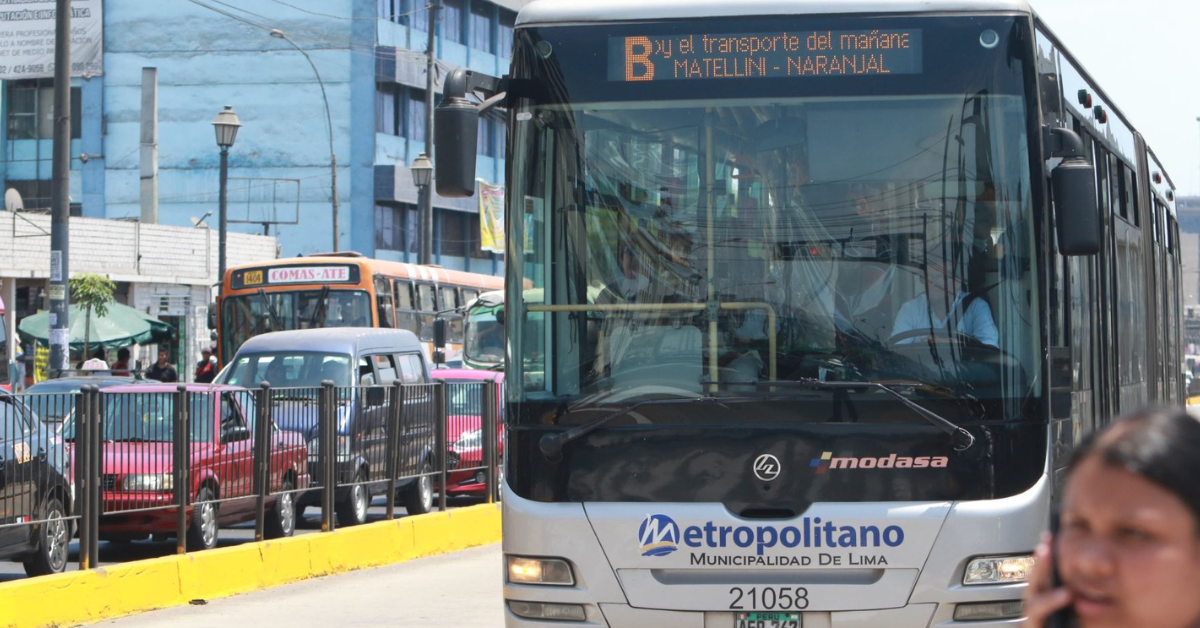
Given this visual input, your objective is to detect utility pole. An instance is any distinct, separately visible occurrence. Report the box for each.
[48,0,72,375]
[420,0,441,265]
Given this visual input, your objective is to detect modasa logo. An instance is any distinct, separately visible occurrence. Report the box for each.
[638,514,681,556]
[810,451,948,474]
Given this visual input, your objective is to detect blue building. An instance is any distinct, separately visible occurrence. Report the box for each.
[0,0,523,273]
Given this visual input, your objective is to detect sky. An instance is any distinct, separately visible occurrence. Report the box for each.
[1030,0,1200,196]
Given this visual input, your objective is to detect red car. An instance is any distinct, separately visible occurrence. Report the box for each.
[66,383,309,549]
[429,369,503,497]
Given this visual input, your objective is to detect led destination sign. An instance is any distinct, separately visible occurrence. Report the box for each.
[609,29,923,82]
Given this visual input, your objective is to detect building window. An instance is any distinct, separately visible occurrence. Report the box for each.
[442,0,464,43]
[410,0,428,31]
[439,209,466,257]
[469,0,493,53]
[6,80,80,140]
[376,203,417,252]
[498,8,515,58]
[4,179,81,215]
[375,83,400,135]
[497,117,507,156]
[377,0,392,19]
[468,214,492,259]
[407,89,427,143]
[477,115,493,157]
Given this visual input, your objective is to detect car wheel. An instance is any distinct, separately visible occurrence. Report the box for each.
[404,461,434,515]
[334,470,369,527]
[23,497,69,577]
[186,486,220,550]
[264,477,297,539]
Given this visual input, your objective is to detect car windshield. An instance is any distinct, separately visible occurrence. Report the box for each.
[441,380,484,415]
[61,392,217,443]
[224,352,354,389]
[220,290,371,360]
[464,312,504,365]
[510,15,1040,423]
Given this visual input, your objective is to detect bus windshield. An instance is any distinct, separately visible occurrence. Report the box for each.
[510,15,1041,424]
[220,290,371,361]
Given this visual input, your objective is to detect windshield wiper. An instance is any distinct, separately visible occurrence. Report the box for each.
[757,378,975,451]
[258,288,284,329]
[540,396,730,462]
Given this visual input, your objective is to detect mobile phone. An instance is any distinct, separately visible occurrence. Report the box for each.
[1047,510,1076,628]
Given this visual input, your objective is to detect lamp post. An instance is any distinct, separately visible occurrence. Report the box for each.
[271,29,339,252]
[411,153,434,264]
[212,105,241,291]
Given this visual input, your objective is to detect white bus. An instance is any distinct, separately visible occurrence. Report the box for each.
[434,1,1183,625]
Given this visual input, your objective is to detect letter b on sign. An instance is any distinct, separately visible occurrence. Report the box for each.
[626,36,655,81]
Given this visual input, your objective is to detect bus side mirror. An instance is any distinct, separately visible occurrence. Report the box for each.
[1053,157,1100,256]
[494,308,505,326]
[433,318,447,350]
[434,97,479,198]
[1047,126,1100,256]
[207,302,217,330]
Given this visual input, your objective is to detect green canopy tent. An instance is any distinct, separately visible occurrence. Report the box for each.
[18,302,176,353]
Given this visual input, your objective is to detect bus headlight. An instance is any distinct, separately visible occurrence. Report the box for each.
[507,556,575,586]
[963,555,1036,585]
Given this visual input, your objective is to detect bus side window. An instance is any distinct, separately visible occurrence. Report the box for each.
[439,287,463,343]
[462,288,479,306]
[375,276,397,328]
[439,286,458,312]
[417,284,437,342]
[394,279,419,334]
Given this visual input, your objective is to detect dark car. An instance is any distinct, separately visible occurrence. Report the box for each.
[0,391,72,576]
[217,328,437,524]
[24,374,145,425]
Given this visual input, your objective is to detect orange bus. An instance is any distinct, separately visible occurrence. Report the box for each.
[215,253,504,366]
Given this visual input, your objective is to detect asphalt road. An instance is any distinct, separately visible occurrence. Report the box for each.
[91,543,503,627]
[0,494,482,583]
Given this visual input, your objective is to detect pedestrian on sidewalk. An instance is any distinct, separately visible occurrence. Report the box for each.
[82,348,108,370]
[111,347,132,375]
[146,348,178,383]
[1023,407,1200,628]
[194,347,217,383]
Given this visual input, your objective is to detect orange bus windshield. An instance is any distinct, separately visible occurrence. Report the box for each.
[219,288,373,362]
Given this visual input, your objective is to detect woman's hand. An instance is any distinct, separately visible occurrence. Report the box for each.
[1022,537,1074,627]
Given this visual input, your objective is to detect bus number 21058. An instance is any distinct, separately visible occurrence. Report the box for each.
[729,587,810,611]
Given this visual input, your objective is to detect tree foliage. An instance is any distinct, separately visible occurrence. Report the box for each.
[70,273,116,318]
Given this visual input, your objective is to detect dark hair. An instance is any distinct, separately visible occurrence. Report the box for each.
[117,348,130,360]
[92,348,105,360]
[1069,407,1200,526]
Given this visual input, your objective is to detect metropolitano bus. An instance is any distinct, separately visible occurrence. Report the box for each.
[215,253,504,366]
[433,1,1184,625]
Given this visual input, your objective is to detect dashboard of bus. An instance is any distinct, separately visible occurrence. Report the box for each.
[502,14,1048,503]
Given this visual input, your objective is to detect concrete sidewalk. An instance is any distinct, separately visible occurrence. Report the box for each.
[93,544,503,628]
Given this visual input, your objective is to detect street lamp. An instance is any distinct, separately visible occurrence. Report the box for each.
[271,28,339,252]
[212,105,241,291]
[410,153,434,264]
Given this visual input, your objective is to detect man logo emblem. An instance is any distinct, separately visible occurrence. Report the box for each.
[638,514,680,557]
[754,454,781,481]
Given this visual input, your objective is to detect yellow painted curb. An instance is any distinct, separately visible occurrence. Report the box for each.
[0,503,501,628]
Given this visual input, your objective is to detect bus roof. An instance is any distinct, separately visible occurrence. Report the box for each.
[518,0,1033,25]
[224,256,503,291]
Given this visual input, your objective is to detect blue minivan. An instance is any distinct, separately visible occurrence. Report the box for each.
[218,328,437,524]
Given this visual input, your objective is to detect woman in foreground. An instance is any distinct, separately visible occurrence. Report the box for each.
[1023,408,1200,628]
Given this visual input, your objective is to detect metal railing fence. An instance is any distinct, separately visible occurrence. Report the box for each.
[1,377,501,578]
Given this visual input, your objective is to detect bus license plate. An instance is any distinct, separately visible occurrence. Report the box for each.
[735,613,801,628]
